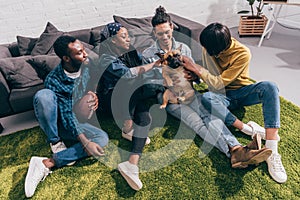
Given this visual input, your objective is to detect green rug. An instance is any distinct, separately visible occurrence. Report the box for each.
[0,97,299,200]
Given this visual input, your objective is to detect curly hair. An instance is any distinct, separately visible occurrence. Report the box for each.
[53,35,76,59]
[151,6,172,27]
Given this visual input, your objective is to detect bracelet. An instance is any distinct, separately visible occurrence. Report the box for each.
[83,140,91,149]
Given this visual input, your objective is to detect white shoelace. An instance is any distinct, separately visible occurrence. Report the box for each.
[269,154,285,173]
[32,167,51,188]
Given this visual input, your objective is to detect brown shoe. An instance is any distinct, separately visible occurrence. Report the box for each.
[231,145,272,169]
[246,133,262,150]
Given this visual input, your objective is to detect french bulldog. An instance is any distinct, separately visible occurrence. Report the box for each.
[156,45,195,109]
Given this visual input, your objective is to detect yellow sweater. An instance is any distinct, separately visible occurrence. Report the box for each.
[200,38,254,91]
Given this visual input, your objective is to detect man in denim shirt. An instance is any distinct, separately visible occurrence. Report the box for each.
[24,35,109,198]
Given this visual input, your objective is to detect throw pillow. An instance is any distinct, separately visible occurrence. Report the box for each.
[113,15,179,31]
[16,36,38,55]
[113,15,153,29]
[90,25,106,46]
[27,54,60,80]
[113,15,155,52]
[31,22,63,56]
[8,42,20,57]
[65,28,91,44]
[0,56,43,89]
[0,45,12,58]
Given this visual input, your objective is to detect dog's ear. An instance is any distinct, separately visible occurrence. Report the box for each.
[176,44,183,52]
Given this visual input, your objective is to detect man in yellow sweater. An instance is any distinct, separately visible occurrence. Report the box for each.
[182,22,287,183]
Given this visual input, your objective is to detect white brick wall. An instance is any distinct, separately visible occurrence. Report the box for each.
[1,0,289,44]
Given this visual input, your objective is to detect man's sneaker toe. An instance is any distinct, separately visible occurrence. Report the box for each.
[24,156,51,198]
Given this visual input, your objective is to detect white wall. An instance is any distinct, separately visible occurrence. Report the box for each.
[0,0,248,44]
[0,0,299,44]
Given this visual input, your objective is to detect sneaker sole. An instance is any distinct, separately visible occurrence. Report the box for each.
[66,161,76,166]
[118,165,142,191]
[232,148,272,169]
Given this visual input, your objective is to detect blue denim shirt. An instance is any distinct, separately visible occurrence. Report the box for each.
[97,52,144,95]
[44,63,90,137]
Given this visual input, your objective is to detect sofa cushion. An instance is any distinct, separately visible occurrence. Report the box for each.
[113,15,155,52]
[66,28,91,44]
[31,22,63,56]
[90,25,106,46]
[113,15,153,29]
[8,42,20,57]
[0,56,43,89]
[0,45,12,58]
[27,54,60,80]
[113,14,178,31]
[9,84,45,114]
[17,36,38,55]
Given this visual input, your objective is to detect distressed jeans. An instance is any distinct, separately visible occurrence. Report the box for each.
[33,89,109,168]
[159,92,241,158]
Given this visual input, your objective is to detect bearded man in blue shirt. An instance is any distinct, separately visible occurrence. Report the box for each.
[24,35,109,198]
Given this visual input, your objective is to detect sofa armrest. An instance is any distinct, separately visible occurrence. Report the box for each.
[0,70,13,117]
[169,13,204,64]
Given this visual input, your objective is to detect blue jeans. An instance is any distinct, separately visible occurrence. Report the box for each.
[159,92,241,158]
[202,81,280,128]
[33,89,109,168]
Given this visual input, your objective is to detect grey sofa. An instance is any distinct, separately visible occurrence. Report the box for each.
[0,13,204,133]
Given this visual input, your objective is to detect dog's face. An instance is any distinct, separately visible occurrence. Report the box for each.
[156,45,183,69]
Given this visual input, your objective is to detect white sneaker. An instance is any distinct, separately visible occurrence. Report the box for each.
[245,121,266,140]
[118,161,143,191]
[266,153,287,183]
[122,129,151,145]
[247,121,280,141]
[24,156,51,198]
[50,141,76,166]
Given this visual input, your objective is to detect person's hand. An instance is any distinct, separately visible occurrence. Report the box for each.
[87,91,98,111]
[183,70,198,81]
[182,56,197,73]
[84,141,105,157]
[153,59,162,68]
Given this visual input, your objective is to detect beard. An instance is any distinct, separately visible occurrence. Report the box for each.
[70,57,89,72]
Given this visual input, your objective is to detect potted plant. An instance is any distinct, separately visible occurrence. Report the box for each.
[238,0,268,36]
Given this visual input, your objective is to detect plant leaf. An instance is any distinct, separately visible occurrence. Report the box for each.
[237,10,250,14]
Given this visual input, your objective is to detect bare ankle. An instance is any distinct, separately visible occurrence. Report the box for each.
[123,120,133,133]
[42,158,55,169]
